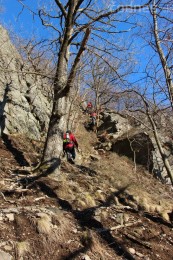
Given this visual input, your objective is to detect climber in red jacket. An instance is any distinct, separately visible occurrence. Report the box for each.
[88,111,97,129]
[63,130,78,162]
[86,102,93,114]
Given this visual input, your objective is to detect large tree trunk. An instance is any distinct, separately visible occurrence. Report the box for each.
[41,1,90,168]
[42,95,70,163]
[41,2,75,165]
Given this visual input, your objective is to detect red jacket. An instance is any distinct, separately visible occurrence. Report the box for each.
[63,133,78,150]
[87,102,92,108]
[90,112,97,118]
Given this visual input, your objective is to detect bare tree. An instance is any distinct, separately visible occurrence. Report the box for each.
[16,0,152,170]
[118,89,173,185]
[83,56,124,111]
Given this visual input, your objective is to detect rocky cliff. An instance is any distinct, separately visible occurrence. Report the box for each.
[0,25,52,140]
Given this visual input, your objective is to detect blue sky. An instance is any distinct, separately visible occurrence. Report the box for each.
[0,0,46,39]
[0,1,152,85]
[0,0,169,105]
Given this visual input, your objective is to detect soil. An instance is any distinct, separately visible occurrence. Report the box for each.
[0,115,173,260]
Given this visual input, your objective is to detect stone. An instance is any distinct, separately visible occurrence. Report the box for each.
[136,252,144,258]
[6,214,14,221]
[4,245,12,251]
[0,250,12,260]
[116,213,124,225]
[93,215,101,222]
[82,254,91,260]
[128,248,136,254]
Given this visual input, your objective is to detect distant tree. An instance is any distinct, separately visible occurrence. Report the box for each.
[81,54,132,129]
[84,56,124,111]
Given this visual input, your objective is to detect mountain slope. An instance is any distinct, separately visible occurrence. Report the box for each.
[0,111,173,260]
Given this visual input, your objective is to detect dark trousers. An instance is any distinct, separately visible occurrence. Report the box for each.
[65,146,76,159]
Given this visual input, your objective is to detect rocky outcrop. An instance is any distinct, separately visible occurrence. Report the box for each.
[112,130,154,171]
[97,110,173,183]
[98,111,132,136]
[0,26,52,140]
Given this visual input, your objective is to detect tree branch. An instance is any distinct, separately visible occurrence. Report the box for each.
[54,0,67,18]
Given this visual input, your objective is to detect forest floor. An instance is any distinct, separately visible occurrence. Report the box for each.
[0,112,173,260]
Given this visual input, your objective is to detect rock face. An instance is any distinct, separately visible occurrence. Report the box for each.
[98,110,173,183]
[0,26,52,140]
[98,111,132,136]
[112,131,154,171]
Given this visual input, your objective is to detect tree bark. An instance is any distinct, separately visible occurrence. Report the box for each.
[152,2,173,109]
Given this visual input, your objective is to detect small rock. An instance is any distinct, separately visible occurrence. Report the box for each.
[72,229,78,234]
[116,213,124,225]
[129,248,136,254]
[82,254,91,260]
[123,213,130,223]
[6,214,14,221]
[0,250,12,260]
[4,245,12,251]
[93,215,101,222]
[136,252,144,258]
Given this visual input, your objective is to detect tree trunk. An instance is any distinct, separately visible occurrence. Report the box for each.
[41,2,90,167]
[41,2,75,164]
[152,2,173,109]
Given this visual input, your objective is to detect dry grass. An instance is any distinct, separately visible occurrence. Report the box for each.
[16,241,30,259]
[36,213,52,235]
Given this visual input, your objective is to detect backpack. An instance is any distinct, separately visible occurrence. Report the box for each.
[91,117,96,125]
[63,133,72,145]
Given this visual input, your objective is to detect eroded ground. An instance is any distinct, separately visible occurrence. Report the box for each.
[0,122,173,260]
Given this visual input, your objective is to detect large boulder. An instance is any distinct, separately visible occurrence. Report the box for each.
[0,25,52,140]
[97,110,173,183]
[98,111,132,137]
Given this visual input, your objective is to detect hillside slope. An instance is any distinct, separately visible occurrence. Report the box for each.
[0,112,173,260]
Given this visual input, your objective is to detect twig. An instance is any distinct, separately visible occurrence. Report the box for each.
[110,221,141,231]
[97,220,141,233]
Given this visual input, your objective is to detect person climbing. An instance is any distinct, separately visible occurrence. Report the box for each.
[80,99,87,113]
[63,130,79,163]
[88,111,97,130]
[86,101,93,114]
